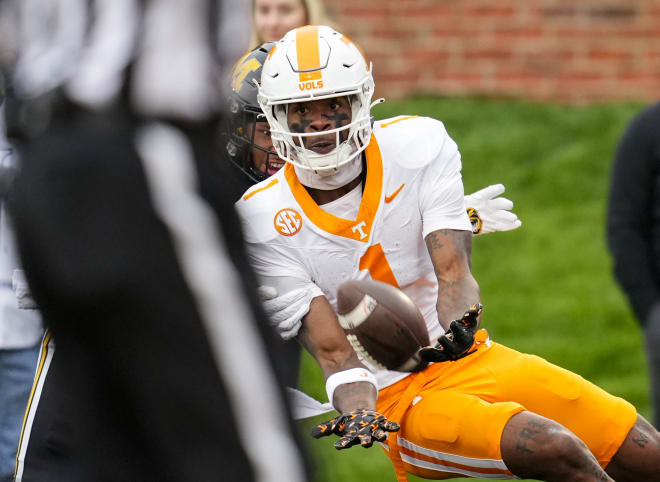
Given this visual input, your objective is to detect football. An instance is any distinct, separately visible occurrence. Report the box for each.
[336,279,430,372]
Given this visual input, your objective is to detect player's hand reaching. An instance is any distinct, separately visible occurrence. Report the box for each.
[464,184,521,235]
[311,409,400,450]
[419,304,483,363]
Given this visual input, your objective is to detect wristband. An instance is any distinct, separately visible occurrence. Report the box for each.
[325,368,378,408]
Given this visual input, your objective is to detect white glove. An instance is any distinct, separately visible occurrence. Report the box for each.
[464,184,522,235]
[257,286,313,340]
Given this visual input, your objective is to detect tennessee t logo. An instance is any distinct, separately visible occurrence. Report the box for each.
[351,221,368,240]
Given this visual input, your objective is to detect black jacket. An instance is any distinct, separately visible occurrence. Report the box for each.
[607,102,660,323]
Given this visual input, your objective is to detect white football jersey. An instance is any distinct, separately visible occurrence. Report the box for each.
[236,115,472,389]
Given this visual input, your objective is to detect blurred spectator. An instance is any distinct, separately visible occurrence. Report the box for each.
[1,1,308,481]
[607,101,660,428]
[0,79,42,482]
[250,0,332,46]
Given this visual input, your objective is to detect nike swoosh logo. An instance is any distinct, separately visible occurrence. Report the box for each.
[385,184,405,203]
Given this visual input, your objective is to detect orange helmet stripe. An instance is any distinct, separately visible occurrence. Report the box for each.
[296,25,322,82]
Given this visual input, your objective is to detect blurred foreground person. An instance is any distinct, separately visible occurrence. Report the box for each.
[0,80,42,482]
[608,101,660,429]
[0,1,307,481]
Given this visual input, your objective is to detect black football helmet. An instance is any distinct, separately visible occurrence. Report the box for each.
[225,42,280,184]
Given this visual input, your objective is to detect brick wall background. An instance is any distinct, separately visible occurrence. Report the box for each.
[325,0,660,102]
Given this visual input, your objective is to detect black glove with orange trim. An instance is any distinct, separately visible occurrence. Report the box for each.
[311,409,400,450]
[418,304,483,363]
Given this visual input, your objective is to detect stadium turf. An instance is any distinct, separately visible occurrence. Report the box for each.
[297,96,647,482]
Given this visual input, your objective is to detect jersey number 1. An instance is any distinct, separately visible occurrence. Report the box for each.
[359,244,399,288]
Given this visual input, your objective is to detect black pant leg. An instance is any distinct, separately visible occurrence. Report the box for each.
[9,110,307,482]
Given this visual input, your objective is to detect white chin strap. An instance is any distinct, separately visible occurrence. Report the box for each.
[294,156,363,190]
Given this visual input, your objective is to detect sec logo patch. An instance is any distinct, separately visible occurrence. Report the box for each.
[274,208,303,236]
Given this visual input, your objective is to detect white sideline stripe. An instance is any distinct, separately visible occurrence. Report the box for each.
[14,333,56,482]
[400,453,517,480]
[399,437,509,470]
[337,294,377,329]
[137,123,305,482]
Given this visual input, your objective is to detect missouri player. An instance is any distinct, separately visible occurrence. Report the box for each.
[236,25,660,481]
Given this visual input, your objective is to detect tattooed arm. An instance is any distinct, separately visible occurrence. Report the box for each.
[296,295,377,412]
[425,228,481,331]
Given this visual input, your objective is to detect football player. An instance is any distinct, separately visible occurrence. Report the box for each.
[226,43,521,233]
[225,42,520,393]
[225,42,284,184]
[236,25,660,481]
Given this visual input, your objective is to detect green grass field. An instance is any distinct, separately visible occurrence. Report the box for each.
[296,96,648,481]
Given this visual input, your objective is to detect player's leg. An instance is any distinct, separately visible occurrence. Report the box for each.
[381,387,520,479]
[13,331,57,482]
[485,342,660,480]
[500,411,612,481]
[0,344,39,482]
[15,331,90,482]
[604,414,660,482]
[383,389,611,480]
[378,349,613,481]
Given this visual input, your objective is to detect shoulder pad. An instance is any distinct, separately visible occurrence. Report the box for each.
[237,165,289,206]
[373,116,456,169]
[235,176,284,243]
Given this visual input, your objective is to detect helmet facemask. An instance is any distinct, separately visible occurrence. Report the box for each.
[226,98,282,182]
[257,25,377,178]
[224,42,282,184]
[267,90,372,176]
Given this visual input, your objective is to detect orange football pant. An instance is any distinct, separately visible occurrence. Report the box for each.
[377,330,637,480]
